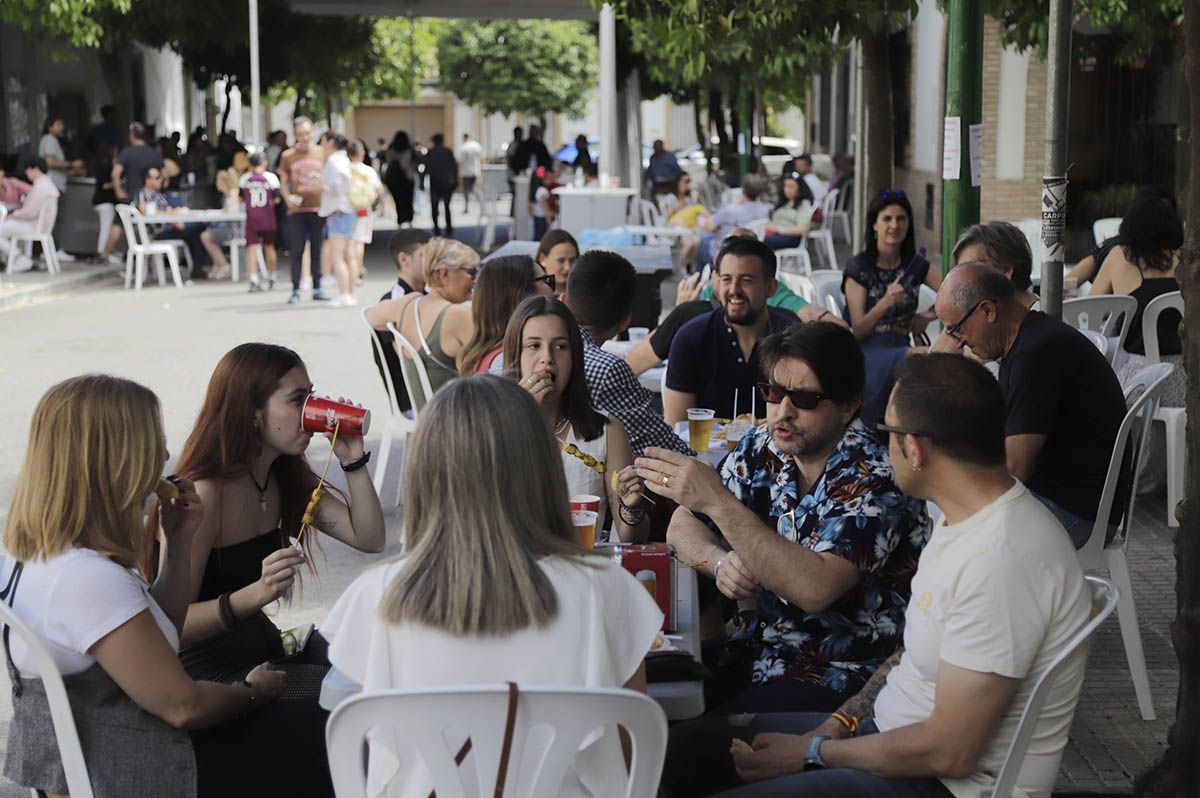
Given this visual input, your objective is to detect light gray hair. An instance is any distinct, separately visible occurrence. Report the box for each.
[382,375,598,635]
[741,174,768,201]
[952,222,1033,291]
[292,116,313,130]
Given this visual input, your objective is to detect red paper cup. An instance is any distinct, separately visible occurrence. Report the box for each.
[301,395,371,436]
[570,494,602,514]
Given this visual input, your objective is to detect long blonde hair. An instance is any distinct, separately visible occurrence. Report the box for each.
[382,375,596,634]
[4,375,166,569]
[422,237,479,294]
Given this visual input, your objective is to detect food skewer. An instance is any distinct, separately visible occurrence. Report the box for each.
[294,420,341,550]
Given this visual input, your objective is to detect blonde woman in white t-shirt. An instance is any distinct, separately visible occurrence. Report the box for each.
[323,375,663,798]
[1,375,285,798]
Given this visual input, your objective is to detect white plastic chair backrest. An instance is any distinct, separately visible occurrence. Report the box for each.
[0,204,8,230]
[116,204,149,248]
[361,306,403,420]
[810,270,845,316]
[1092,217,1121,246]
[700,263,712,285]
[720,187,740,207]
[638,199,664,228]
[745,218,770,240]
[1142,291,1183,365]
[35,198,58,235]
[385,321,435,417]
[325,685,668,798]
[1079,329,1108,357]
[776,270,811,301]
[988,575,1118,798]
[0,575,95,798]
[1062,295,1137,357]
[1077,362,1173,567]
[820,187,840,217]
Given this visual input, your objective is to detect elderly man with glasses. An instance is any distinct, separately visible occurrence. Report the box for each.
[933,264,1126,549]
[639,322,930,794]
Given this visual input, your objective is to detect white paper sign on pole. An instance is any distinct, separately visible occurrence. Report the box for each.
[942,116,961,180]
[969,123,983,187]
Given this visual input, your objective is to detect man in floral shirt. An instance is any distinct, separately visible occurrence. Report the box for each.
[637,322,930,785]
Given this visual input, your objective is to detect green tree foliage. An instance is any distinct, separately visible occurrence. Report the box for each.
[0,0,131,49]
[986,0,1183,62]
[434,20,596,120]
[353,18,442,104]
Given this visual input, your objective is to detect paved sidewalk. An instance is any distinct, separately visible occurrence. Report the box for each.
[0,236,1183,797]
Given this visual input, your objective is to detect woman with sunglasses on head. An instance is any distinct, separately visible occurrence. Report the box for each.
[535,228,579,299]
[764,171,816,251]
[169,342,385,797]
[457,255,556,376]
[506,296,651,543]
[366,237,480,410]
[842,189,942,426]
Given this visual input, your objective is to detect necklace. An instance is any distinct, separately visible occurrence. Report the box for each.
[553,417,570,438]
[249,470,270,512]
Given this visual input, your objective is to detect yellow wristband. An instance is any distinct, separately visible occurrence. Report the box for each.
[830,711,859,736]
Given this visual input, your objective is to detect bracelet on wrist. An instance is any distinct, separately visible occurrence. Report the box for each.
[217,592,236,631]
[618,502,648,525]
[713,555,727,579]
[829,711,859,736]
[340,450,371,472]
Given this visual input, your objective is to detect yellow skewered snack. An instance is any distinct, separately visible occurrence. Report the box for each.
[294,420,341,549]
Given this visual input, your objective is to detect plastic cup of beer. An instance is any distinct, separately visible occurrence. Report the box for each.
[628,327,650,343]
[570,495,602,515]
[687,408,716,451]
[725,420,750,452]
[635,569,658,601]
[572,510,599,548]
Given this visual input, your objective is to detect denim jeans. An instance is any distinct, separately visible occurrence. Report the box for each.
[288,211,325,291]
[664,712,953,798]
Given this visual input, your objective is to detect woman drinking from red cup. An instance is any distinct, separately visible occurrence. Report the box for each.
[169,342,386,797]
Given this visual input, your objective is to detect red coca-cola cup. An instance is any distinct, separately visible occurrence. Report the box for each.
[301,395,371,436]
[570,494,602,514]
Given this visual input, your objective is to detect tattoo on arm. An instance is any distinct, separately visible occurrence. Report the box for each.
[836,646,904,719]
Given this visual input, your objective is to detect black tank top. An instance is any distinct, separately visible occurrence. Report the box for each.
[198,531,286,601]
[1124,277,1180,356]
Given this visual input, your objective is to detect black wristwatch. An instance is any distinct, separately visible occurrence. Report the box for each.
[340,451,371,472]
[803,735,830,771]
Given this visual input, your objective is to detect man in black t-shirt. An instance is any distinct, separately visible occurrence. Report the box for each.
[367,229,433,415]
[935,264,1127,548]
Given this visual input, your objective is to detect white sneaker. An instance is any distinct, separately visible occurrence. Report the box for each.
[320,275,337,291]
[8,254,33,273]
[299,276,313,291]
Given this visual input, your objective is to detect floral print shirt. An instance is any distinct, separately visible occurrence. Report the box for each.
[710,419,930,694]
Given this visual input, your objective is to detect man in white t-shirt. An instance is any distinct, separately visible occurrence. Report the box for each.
[37,116,83,191]
[456,133,483,212]
[664,353,1092,798]
[792,154,827,206]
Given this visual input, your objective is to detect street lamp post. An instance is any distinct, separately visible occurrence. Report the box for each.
[1040,0,1073,318]
[249,0,262,147]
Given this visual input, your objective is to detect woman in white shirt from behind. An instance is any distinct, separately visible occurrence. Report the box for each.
[323,375,663,798]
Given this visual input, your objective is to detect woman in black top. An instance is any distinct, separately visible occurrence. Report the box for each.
[384,131,416,226]
[842,189,942,426]
[89,140,123,263]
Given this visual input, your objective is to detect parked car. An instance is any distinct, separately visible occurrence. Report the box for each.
[676,136,803,181]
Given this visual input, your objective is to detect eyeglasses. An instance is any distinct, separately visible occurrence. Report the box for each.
[944,300,985,342]
[756,382,827,410]
[532,273,556,291]
[877,188,906,201]
[876,423,933,447]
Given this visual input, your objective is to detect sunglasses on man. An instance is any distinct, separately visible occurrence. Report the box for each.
[756,382,828,411]
[875,423,933,447]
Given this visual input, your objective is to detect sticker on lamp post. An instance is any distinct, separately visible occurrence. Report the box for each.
[1041,177,1068,262]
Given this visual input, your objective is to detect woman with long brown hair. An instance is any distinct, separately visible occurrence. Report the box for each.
[504,296,650,543]
[172,342,386,796]
[3,375,285,798]
[456,254,556,376]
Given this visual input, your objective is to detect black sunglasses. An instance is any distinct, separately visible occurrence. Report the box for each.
[876,423,933,447]
[945,299,985,342]
[533,273,556,291]
[756,382,827,411]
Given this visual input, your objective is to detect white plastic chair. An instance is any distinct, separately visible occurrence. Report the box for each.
[224,236,245,282]
[809,270,846,317]
[0,205,6,288]
[385,321,435,423]
[988,575,1118,798]
[776,271,811,303]
[0,581,96,798]
[1076,361,1173,721]
[915,284,941,340]
[5,200,61,274]
[827,181,852,242]
[1062,295,1137,367]
[805,188,841,270]
[325,685,667,798]
[776,246,812,275]
[362,307,416,502]
[744,218,770,239]
[1079,329,1109,357]
[1092,217,1121,246]
[116,204,183,290]
[1017,219,1042,281]
[1141,291,1185,528]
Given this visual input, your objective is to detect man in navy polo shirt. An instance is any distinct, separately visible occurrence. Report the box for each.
[664,236,801,424]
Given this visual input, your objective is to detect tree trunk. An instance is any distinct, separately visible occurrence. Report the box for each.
[709,88,729,169]
[220,80,234,135]
[693,95,706,151]
[98,50,133,133]
[1134,0,1200,794]
[860,30,895,197]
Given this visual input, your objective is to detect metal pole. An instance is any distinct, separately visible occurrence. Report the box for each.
[409,12,416,137]
[941,0,983,273]
[599,4,617,188]
[853,41,867,250]
[1040,0,1073,318]
[248,0,261,147]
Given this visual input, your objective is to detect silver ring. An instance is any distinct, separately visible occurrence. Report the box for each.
[662,476,669,487]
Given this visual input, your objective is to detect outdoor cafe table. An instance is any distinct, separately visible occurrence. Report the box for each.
[141,208,245,225]
[317,565,706,722]
[484,240,672,330]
